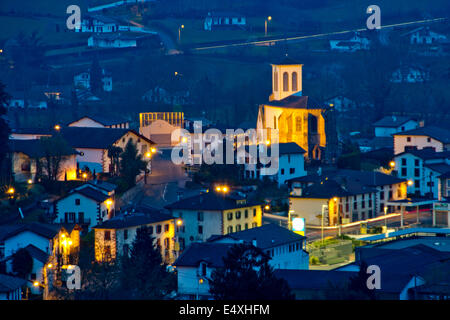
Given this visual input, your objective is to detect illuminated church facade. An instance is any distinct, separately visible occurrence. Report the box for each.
[257,57,335,161]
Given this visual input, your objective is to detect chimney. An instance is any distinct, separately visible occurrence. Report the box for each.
[419,120,425,127]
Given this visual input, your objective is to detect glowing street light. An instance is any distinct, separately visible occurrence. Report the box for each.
[54,124,61,131]
[105,199,113,206]
[151,147,157,154]
[264,204,270,211]
[265,16,272,36]
[178,24,185,43]
[6,187,14,194]
[407,180,414,186]
[27,179,33,185]
[33,281,40,287]
[215,186,222,192]
[181,136,188,143]
[145,151,151,158]
[265,140,271,146]
[176,219,183,226]
[389,161,396,168]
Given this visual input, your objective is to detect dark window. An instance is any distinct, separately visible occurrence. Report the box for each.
[227,212,233,220]
[124,229,128,240]
[380,191,385,200]
[415,180,420,188]
[292,72,298,91]
[427,137,431,142]
[414,168,420,177]
[198,225,203,234]
[290,168,295,174]
[165,224,169,232]
[227,226,233,233]
[236,224,241,232]
[283,72,289,91]
[414,159,420,167]
[401,168,407,176]
[281,169,285,175]
[407,137,411,142]
[104,231,111,240]
[353,201,357,210]
[245,223,248,230]
[401,158,407,166]
[236,211,241,219]
[253,208,257,217]
[75,199,80,206]
[244,210,248,218]
[157,225,162,234]
[197,211,204,221]
[389,191,393,199]
[201,263,207,276]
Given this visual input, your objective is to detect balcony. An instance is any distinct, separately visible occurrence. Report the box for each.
[59,217,91,225]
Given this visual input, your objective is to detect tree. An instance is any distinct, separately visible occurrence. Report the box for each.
[90,55,103,96]
[119,140,147,187]
[209,243,294,300]
[39,134,73,181]
[12,248,33,278]
[0,82,11,180]
[120,226,176,299]
[107,145,122,176]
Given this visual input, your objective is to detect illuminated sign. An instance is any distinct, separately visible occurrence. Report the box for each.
[292,217,305,236]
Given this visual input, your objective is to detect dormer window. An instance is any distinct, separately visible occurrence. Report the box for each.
[200,262,207,276]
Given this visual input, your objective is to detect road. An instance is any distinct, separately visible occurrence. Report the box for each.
[264,210,433,242]
[130,148,199,209]
[190,17,447,52]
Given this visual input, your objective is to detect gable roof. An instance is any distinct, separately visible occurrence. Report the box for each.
[208,223,305,249]
[86,180,117,193]
[92,211,174,229]
[23,244,50,263]
[8,139,77,158]
[373,116,415,128]
[60,127,154,149]
[395,148,450,160]
[67,114,129,127]
[424,163,450,174]
[393,126,450,143]
[71,186,110,203]
[274,269,356,290]
[264,95,324,110]
[174,242,235,267]
[0,223,61,242]
[277,142,306,155]
[165,192,261,211]
[0,274,27,293]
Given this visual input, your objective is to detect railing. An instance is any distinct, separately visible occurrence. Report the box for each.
[59,218,91,224]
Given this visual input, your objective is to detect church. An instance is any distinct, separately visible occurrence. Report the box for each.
[257,57,336,161]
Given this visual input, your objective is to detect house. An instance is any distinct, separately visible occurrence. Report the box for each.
[0,274,26,300]
[76,14,120,33]
[0,223,80,294]
[393,125,450,155]
[7,90,47,109]
[174,242,235,300]
[55,183,116,228]
[329,32,370,52]
[67,115,129,129]
[391,65,430,83]
[59,126,155,174]
[8,138,78,182]
[274,269,357,299]
[74,69,112,92]
[139,112,184,147]
[165,190,263,250]
[402,27,448,45]
[336,244,450,300]
[92,208,176,263]
[87,33,156,48]
[372,116,419,138]
[438,171,450,201]
[256,57,333,160]
[9,128,52,140]
[244,142,307,186]
[393,147,450,198]
[204,12,246,31]
[324,95,357,112]
[208,223,309,270]
[288,169,407,226]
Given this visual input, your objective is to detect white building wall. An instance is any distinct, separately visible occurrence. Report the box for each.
[4,232,51,258]
[394,135,444,155]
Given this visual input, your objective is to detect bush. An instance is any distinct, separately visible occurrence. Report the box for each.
[310,256,320,265]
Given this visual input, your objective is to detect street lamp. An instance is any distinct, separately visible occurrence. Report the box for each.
[265,16,272,36]
[407,180,414,186]
[178,24,184,43]
[389,161,396,168]
[82,172,87,181]
[54,124,61,131]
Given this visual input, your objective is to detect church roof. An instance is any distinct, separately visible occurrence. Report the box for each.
[264,95,324,110]
[271,56,301,65]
